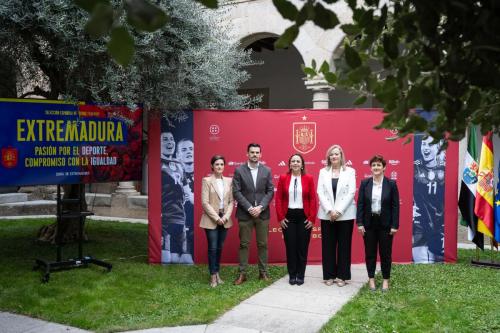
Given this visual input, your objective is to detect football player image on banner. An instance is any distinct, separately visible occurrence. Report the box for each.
[160,113,194,264]
[412,135,446,263]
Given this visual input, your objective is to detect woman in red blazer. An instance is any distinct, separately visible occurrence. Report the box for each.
[275,153,318,285]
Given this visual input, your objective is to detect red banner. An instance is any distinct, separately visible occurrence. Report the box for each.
[148,109,458,264]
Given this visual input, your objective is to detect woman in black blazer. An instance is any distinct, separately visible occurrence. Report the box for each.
[356,155,399,291]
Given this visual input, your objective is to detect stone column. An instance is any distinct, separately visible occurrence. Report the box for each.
[304,75,333,109]
[114,181,139,195]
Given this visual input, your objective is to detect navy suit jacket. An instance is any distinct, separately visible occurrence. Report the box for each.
[356,177,400,229]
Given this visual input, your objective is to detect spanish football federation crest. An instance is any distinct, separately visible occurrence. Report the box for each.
[293,122,316,154]
[1,146,18,168]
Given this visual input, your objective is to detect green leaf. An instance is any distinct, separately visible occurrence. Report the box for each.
[421,86,434,111]
[295,5,309,26]
[341,24,361,36]
[377,5,388,33]
[344,44,362,69]
[85,3,114,38]
[125,0,169,32]
[313,3,339,29]
[347,65,371,83]
[354,95,367,105]
[375,76,398,103]
[273,0,299,21]
[365,76,377,92]
[358,9,374,29]
[467,90,481,111]
[324,72,337,84]
[193,0,218,9]
[383,34,399,59]
[301,64,317,77]
[319,60,329,73]
[311,59,317,70]
[107,26,135,66]
[408,62,420,82]
[407,85,422,108]
[74,0,109,13]
[275,25,299,49]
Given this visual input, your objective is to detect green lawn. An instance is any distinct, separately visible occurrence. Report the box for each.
[321,249,500,333]
[3,218,500,333]
[0,218,286,332]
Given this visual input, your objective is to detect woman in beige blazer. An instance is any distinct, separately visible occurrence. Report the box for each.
[200,155,234,287]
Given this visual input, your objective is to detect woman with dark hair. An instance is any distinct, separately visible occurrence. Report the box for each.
[199,155,234,287]
[275,153,317,285]
[357,155,399,292]
[317,144,357,287]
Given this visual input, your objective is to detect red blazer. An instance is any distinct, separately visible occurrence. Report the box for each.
[275,173,318,223]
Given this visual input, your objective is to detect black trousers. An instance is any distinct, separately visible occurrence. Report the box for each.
[283,209,311,279]
[321,219,353,280]
[363,216,393,279]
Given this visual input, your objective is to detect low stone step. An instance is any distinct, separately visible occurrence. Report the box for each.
[127,195,147,209]
[0,193,28,204]
[85,193,112,207]
[0,200,56,216]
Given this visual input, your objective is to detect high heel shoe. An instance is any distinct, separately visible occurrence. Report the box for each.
[325,279,334,286]
[368,279,376,291]
[381,279,390,292]
[216,273,224,285]
[210,274,218,288]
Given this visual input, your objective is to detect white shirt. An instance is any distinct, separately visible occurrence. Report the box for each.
[371,179,383,213]
[248,162,259,188]
[215,178,224,210]
[288,175,303,209]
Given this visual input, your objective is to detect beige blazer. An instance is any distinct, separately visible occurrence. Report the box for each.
[199,175,234,229]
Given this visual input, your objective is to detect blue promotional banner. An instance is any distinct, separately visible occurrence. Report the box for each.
[0,99,143,186]
[160,112,194,264]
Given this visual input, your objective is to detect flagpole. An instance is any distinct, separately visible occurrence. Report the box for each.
[491,238,495,263]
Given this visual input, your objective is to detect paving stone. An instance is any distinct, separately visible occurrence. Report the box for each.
[121,325,207,333]
[206,323,264,333]
[216,303,330,333]
[0,312,89,333]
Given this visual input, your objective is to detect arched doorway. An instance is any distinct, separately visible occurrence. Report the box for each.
[239,34,312,109]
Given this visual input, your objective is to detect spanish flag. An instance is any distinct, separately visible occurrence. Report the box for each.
[474,132,495,238]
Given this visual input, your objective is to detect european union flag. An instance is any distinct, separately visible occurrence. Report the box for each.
[495,161,500,243]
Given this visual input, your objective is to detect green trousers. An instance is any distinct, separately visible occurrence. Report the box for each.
[238,218,269,274]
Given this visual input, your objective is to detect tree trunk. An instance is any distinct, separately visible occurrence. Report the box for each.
[0,52,17,98]
[37,184,88,244]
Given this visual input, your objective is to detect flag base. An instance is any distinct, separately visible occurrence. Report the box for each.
[470,259,500,269]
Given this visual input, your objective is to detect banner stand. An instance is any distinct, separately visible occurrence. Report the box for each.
[33,184,112,283]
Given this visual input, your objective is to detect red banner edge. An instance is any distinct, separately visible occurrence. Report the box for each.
[148,114,162,264]
[444,141,459,263]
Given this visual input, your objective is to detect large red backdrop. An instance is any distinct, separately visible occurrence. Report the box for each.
[148,109,458,264]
